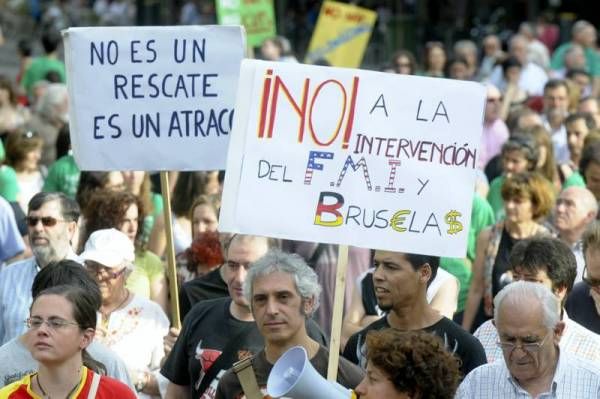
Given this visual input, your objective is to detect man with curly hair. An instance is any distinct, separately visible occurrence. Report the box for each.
[355,329,461,399]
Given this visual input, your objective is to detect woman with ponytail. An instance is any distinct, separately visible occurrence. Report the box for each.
[0,283,136,398]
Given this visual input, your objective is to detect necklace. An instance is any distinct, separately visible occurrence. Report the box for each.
[101,289,130,322]
[36,372,81,399]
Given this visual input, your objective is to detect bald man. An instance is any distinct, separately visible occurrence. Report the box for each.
[553,186,599,281]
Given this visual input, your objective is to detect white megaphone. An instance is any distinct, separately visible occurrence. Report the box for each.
[267,346,356,399]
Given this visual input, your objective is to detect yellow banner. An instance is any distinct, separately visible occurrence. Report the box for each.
[305,1,377,68]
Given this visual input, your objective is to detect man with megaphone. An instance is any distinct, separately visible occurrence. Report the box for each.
[343,249,487,377]
[215,250,364,399]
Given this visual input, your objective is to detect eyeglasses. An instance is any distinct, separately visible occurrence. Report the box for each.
[85,263,127,280]
[26,317,79,331]
[26,216,67,227]
[583,265,600,287]
[496,332,551,353]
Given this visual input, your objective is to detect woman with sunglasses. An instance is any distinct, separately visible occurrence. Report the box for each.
[0,284,136,398]
[80,228,169,399]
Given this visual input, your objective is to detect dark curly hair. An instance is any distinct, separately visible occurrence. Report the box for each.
[364,329,461,399]
[81,190,146,251]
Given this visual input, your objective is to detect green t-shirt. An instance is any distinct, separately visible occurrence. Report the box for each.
[440,193,495,312]
[0,165,19,202]
[22,56,66,95]
[550,42,600,77]
[126,250,165,299]
[563,171,586,189]
[140,193,164,245]
[42,154,80,199]
[487,175,506,221]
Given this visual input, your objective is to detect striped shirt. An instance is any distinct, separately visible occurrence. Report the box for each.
[474,314,600,364]
[456,351,600,398]
[0,251,79,345]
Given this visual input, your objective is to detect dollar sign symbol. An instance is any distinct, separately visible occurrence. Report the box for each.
[445,210,463,235]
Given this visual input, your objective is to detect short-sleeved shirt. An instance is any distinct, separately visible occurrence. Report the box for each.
[21,56,66,96]
[215,347,364,399]
[126,250,165,299]
[0,367,136,399]
[343,316,486,377]
[550,42,600,77]
[42,154,80,199]
[161,297,328,399]
[0,166,19,203]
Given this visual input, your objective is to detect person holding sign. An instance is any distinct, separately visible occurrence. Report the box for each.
[215,250,363,399]
[343,249,486,377]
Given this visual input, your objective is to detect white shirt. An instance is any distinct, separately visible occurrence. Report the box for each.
[456,351,600,398]
[488,61,548,96]
[542,116,570,164]
[97,294,169,399]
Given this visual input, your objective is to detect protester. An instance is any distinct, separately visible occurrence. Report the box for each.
[215,249,363,398]
[457,282,600,398]
[343,248,486,376]
[75,171,126,214]
[579,141,600,201]
[0,192,79,344]
[542,79,571,163]
[81,228,169,398]
[42,125,80,199]
[162,235,317,399]
[390,49,417,75]
[21,29,66,97]
[0,284,137,398]
[0,260,132,389]
[473,236,600,363]
[0,195,25,265]
[121,170,163,244]
[553,186,598,280]
[561,112,597,182]
[478,84,509,169]
[566,220,600,334]
[422,41,446,78]
[0,76,29,134]
[355,329,461,399]
[463,172,554,332]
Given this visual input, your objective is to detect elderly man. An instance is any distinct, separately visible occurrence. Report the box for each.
[488,34,548,96]
[343,249,486,377]
[478,84,509,169]
[162,236,327,399]
[215,250,363,399]
[542,79,571,162]
[0,192,79,344]
[553,186,598,280]
[474,236,600,364]
[457,282,600,397]
[566,221,600,334]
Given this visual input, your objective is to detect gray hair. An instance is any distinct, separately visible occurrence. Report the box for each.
[572,20,594,37]
[243,249,321,316]
[494,281,560,329]
[36,83,67,120]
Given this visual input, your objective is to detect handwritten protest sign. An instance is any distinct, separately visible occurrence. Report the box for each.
[63,26,245,171]
[305,1,376,67]
[220,60,486,257]
[216,0,275,47]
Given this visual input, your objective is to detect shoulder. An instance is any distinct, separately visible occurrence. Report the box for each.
[183,297,230,326]
[434,317,484,346]
[569,282,590,297]
[98,375,137,398]
[560,352,600,377]
[0,258,35,281]
[0,374,32,398]
[129,295,169,326]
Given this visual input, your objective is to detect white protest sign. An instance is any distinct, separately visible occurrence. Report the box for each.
[220,60,485,257]
[63,26,245,171]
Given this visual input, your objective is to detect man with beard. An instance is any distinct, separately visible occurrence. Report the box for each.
[343,249,486,377]
[0,192,79,344]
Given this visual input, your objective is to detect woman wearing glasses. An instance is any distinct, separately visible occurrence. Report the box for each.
[81,228,169,398]
[0,284,135,398]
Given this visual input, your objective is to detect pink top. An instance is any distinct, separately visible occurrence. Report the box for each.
[478,118,509,169]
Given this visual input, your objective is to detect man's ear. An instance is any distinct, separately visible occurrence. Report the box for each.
[302,296,315,316]
[419,263,432,285]
[553,284,568,303]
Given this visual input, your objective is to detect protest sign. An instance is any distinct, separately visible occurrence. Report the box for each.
[216,0,276,47]
[220,60,486,258]
[305,1,376,67]
[63,26,245,171]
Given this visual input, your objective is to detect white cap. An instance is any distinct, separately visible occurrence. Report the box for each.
[80,228,135,269]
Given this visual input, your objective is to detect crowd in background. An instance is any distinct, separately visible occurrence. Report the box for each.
[1,2,600,398]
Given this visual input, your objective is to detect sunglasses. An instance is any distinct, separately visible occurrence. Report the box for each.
[26,216,67,227]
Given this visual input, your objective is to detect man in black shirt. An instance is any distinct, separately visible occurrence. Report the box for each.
[343,249,486,377]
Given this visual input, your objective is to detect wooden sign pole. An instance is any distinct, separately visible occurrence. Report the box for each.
[326,244,349,381]
[160,171,181,330]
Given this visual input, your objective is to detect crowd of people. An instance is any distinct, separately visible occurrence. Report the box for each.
[2,5,600,399]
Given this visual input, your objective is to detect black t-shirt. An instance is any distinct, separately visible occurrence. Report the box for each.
[343,315,486,377]
[161,297,264,399]
[215,346,364,399]
[162,297,329,399]
[179,267,229,319]
[492,228,519,297]
[565,282,600,334]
